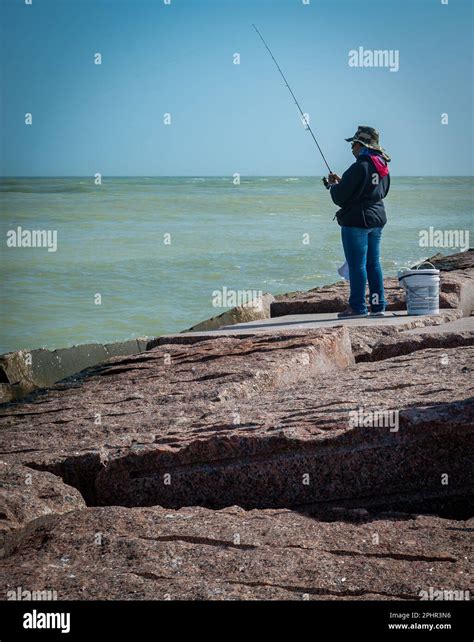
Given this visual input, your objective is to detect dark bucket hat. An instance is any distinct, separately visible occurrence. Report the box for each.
[345,125,391,161]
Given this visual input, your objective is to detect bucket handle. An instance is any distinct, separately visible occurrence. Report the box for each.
[413,261,437,270]
[399,261,437,273]
[398,266,411,278]
[398,261,438,283]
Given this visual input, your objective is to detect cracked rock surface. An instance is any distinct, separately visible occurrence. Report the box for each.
[0,461,85,559]
[0,505,471,600]
[0,329,354,504]
[93,346,473,509]
[0,334,471,511]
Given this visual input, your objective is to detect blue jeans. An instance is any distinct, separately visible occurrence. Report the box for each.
[341,226,386,314]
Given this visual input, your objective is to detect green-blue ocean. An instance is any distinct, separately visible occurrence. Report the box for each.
[1,176,472,354]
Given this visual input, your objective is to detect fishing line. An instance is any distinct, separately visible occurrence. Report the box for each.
[252,24,332,174]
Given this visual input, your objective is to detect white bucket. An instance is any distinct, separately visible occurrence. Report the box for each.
[398,262,440,315]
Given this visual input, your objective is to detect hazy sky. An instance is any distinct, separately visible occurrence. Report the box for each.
[0,0,472,176]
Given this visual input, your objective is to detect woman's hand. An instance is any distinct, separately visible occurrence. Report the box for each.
[328,173,342,185]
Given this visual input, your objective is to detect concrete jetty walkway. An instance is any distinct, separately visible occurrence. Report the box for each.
[158,310,464,343]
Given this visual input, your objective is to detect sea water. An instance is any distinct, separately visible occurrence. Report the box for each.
[0,176,472,353]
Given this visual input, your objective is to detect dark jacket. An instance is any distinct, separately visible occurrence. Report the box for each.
[330,154,390,228]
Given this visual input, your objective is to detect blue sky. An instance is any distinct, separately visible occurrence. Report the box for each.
[0,0,472,176]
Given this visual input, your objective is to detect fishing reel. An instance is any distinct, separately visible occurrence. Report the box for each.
[322,176,331,190]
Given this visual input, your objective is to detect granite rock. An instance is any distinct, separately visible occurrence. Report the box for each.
[0,505,470,601]
[428,249,473,271]
[0,461,85,559]
[0,328,354,504]
[94,346,474,509]
[0,340,471,512]
[358,330,474,362]
[347,310,462,360]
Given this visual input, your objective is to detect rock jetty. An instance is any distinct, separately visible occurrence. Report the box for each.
[0,250,472,600]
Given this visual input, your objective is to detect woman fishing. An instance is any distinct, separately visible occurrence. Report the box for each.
[327,125,391,318]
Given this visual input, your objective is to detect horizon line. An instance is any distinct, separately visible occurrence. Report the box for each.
[1,174,473,179]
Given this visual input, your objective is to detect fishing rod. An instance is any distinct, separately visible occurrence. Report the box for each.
[252,24,333,179]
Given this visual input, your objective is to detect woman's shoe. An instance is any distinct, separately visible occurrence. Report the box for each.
[369,310,386,317]
[337,307,368,318]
